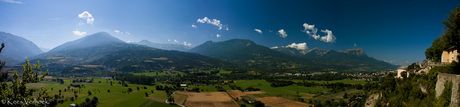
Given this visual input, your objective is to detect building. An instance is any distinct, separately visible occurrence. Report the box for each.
[396,66,408,78]
[442,46,459,63]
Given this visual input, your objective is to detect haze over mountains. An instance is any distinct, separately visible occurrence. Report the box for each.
[134,40,191,52]
[0,32,43,65]
[1,31,397,72]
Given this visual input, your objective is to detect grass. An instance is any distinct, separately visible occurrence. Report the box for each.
[28,78,169,107]
[291,79,369,85]
[147,101,179,107]
[232,80,327,100]
[133,71,186,76]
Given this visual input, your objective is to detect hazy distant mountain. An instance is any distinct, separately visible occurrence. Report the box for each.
[0,32,43,64]
[49,32,124,53]
[190,39,313,68]
[86,48,232,73]
[134,40,191,52]
[30,32,231,73]
[273,47,398,71]
[40,47,51,52]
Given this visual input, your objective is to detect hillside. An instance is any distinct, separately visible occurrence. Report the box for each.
[30,32,232,73]
[48,32,125,52]
[135,40,191,52]
[0,32,43,65]
[192,39,396,71]
[274,47,398,71]
[190,39,313,69]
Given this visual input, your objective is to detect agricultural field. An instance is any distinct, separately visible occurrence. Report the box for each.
[291,79,369,84]
[232,80,327,97]
[256,97,312,107]
[26,78,177,107]
[176,92,239,107]
[133,71,186,76]
[226,90,246,99]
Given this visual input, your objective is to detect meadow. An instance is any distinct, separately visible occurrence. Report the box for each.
[27,78,178,107]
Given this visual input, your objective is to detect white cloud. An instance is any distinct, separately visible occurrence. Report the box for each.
[302,23,320,40]
[125,32,130,35]
[182,42,191,46]
[114,30,122,34]
[254,29,262,34]
[1,0,23,4]
[320,29,336,43]
[196,17,229,30]
[78,11,94,24]
[73,30,86,36]
[354,43,357,47]
[271,42,308,50]
[192,25,197,28]
[168,39,171,42]
[302,23,336,43]
[216,34,221,38]
[286,42,308,50]
[174,39,178,43]
[278,29,287,38]
[270,46,279,49]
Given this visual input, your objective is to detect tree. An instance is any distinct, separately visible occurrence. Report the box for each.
[0,42,49,106]
[426,4,460,61]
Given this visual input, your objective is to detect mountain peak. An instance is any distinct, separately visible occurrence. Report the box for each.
[339,48,366,56]
[49,32,124,52]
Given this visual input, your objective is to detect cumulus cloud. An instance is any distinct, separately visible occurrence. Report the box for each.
[216,34,221,38]
[78,11,94,24]
[182,42,192,46]
[254,29,262,34]
[196,17,228,30]
[320,29,336,43]
[278,29,287,38]
[73,30,86,36]
[302,23,320,39]
[114,30,122,34]
[286,42,308,50]
[192,25,197,28]
[174,39,179,43]
[354,43,357,47]
[271,42,308,50]
[1,0,23,4]
[302,23,336,43]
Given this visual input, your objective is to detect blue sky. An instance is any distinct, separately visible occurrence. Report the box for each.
[0,0,459,65]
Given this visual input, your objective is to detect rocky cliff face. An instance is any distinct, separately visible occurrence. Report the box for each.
[436,73,460,106]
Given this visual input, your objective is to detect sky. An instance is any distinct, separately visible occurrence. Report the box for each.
[0,0,459,65]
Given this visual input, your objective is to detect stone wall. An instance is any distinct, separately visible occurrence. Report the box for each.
[435,73,460,107]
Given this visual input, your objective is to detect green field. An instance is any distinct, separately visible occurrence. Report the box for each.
[231,80,327,99]
[27,78,168,107]
[291,79,369,84]
[188,85,232,92]
[133,71,186,76]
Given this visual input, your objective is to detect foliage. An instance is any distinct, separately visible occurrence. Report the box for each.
[437,81,452,106]
[0,43,51,106]
[425,4,460,61]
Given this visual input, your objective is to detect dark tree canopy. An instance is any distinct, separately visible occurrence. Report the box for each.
[426,5,460,62]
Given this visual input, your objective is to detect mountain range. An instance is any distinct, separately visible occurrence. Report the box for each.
[134,40,191,52]
[272,47,397,71]
[27,32,230,73]
[0,32,43,65]
[1,31,397,73]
